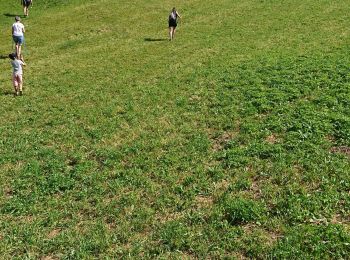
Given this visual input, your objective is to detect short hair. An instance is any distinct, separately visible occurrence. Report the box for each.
[15,16,21,21]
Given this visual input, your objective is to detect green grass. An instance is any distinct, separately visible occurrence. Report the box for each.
[0,0,350,258]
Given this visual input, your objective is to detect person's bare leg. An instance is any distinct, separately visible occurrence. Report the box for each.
[19,74,23,95]
[19,82,23,95]
[169,27,172,40]
[13,80,19,96]
[15,44,19,58]
[17,45,22,59]
[173,28,176,40]
[170,27,175,40]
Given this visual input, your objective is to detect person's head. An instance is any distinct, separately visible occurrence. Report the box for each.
[15,16,21,22]
[172,7,176,12]
[9,53,16,60]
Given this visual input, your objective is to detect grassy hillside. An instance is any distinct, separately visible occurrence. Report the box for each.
[0,0,349,258]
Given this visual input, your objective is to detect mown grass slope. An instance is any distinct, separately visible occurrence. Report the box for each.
[0,0,349,258]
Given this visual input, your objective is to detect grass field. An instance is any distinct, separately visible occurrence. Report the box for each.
[0,0,350,258]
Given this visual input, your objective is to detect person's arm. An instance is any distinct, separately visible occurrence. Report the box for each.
[176,11,181,19]
[22,24,25,33]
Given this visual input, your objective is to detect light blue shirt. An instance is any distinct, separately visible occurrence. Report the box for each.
[11,60,24,75]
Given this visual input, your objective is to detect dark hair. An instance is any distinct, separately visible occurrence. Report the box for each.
[15,16,21,22]
[9,53,16,60]
[172,7,176,12]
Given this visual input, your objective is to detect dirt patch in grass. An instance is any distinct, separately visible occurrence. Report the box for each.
[194,195,214,209]
[155,211,184,224]
[41,255,59,260]
[330,146,350,158]
[232,252,249,259]
[330,214,350,225]
[211,131,237,151]
[189,95,201,102]
[266,230,284,246]
[3,186,13,198]
[47,229,61,239]
[265,134,280,144]
[308,214,350,225]
[250,180,262,199]
[214,179,230,191]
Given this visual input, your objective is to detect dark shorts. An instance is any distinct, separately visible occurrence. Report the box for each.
[22,0,31,7]
[168,19,177,28]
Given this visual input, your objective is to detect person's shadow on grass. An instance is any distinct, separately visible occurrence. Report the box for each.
[3,13,23,18]
[4,13,20,17]
[144,38,168,42]
[3,13,26,18]
[0,54,8,60]
[2,90,14,96]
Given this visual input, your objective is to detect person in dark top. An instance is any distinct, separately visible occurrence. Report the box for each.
[22,0,33,17]
[168,7,181,41]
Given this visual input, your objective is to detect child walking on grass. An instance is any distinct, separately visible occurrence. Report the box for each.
[9,53,26,96]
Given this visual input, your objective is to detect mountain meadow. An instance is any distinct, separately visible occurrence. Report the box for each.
[0,0,349,258]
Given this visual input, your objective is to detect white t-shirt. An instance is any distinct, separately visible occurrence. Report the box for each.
[11,60,24,75]
[12,22,25,37]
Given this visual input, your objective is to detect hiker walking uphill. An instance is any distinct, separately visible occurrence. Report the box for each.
[12,16,25,58]
[22,0,33,17]
[168,7,181,41]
